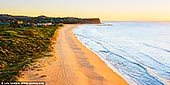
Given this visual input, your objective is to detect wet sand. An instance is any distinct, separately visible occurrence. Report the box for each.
[18,24,128,85]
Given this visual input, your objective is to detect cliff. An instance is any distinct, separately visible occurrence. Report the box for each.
[79,18,101,24]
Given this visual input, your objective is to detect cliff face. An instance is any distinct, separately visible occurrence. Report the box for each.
[79,18,101,24]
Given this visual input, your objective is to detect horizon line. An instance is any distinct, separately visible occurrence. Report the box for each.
[1,13,170,22]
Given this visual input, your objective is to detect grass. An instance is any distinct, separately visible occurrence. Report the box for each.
[0,25,61,81]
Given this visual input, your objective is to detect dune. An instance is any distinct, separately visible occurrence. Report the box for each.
[18,24,128,85]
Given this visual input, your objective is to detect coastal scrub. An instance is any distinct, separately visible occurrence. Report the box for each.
[0,25,60,81]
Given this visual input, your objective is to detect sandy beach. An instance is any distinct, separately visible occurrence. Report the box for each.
[18,24,128,85]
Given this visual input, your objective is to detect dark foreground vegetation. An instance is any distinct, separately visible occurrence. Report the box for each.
[0,24,62,81]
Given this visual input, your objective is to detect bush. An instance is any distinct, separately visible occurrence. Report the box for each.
[0,25,58,81]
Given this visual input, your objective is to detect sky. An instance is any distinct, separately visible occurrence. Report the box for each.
[0,0,170,21]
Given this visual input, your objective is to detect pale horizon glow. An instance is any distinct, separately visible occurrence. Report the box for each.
[0,0,170,21]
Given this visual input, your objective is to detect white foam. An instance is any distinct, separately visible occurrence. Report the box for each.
[73,22,170,85]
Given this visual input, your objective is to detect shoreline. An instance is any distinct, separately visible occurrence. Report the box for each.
[69,24,128,85]
[18,24,128,85]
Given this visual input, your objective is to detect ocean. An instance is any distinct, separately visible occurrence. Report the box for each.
[73,22,170,85]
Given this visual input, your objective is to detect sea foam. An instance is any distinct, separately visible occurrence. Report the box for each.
[73,22,170,85]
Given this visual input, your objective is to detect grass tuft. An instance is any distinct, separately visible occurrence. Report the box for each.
[0,25,60,81]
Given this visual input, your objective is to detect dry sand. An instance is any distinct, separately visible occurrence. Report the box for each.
[18,24,128,85]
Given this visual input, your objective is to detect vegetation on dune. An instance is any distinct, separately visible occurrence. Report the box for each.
[0,25,62,81]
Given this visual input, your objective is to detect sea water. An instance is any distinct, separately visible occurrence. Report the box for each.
[73,22,170,85]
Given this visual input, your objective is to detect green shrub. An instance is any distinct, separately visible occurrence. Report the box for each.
[0,25,58,81]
